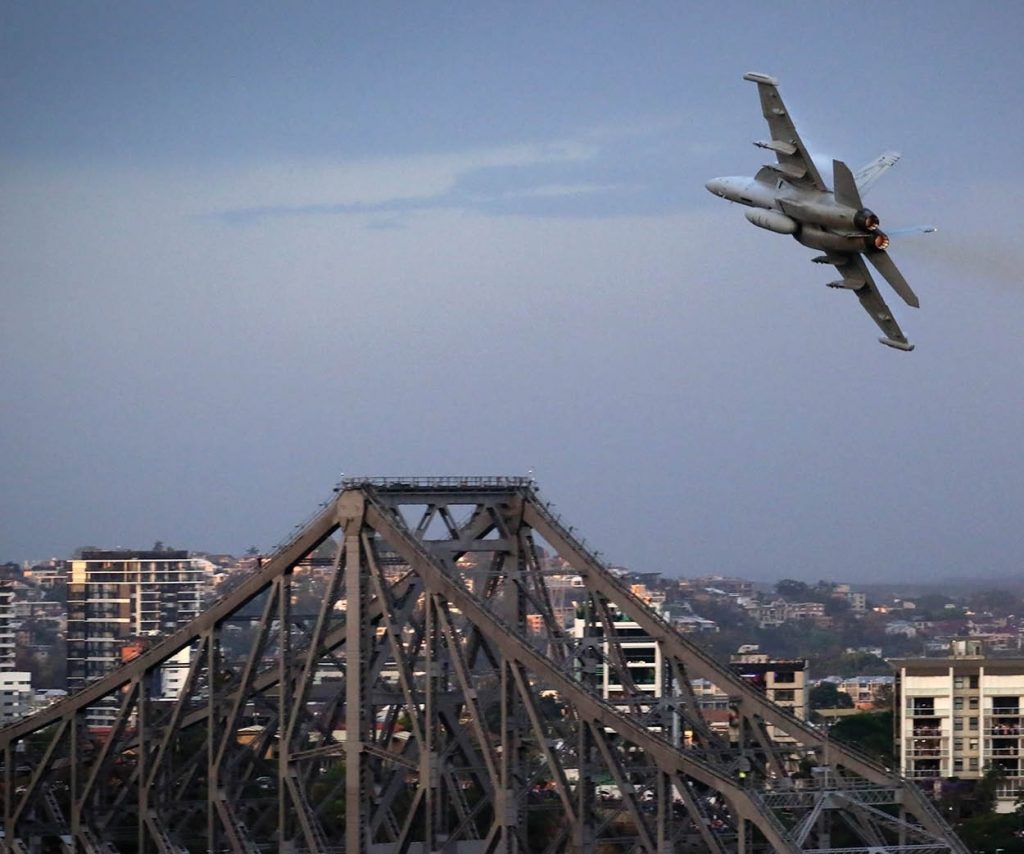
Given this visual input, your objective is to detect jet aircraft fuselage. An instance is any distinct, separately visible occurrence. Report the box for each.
[705,176,891,256]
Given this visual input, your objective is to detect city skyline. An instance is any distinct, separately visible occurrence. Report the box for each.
[3,4,1024,582]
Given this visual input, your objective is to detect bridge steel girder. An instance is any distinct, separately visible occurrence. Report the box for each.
[0,477,966,854]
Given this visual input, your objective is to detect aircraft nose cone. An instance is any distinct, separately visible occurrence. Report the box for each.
[705,178,725,196]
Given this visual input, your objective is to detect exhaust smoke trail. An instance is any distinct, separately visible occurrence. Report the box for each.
[897,231,1021,294]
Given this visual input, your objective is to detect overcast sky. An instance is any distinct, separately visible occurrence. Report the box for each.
[3,3,1023,582]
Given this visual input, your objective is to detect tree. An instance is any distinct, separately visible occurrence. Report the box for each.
[811,650,887,678]
[824,596,850,618]
[774,579,809,600]
[828,712,894,765]
[810,682,854,710]
[973,764,1006,816]
[956,811,1024,853]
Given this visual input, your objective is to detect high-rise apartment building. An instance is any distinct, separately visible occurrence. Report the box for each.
[0,567,16,670]
[572,605,664,707]
[729,645,808,743]
[67,550,203,703]
[893,638,1024,812]
[0,566,32,722]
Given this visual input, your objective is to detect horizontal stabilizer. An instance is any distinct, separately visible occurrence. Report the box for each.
[879,336,914,352]
[866,250,920,308]
[826,279,863,291]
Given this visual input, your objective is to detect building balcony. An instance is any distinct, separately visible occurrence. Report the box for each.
[911,728,943,738]
[986,726,1023,736]
[908,708,940,717]
[907,749,948,758]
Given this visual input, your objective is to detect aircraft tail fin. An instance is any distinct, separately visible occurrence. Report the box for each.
[854,151,901,197]
[832,160,863,210]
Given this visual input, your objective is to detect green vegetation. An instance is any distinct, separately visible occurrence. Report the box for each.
[809,682,853,711]
[957,811,1024,853]
[827,711,894,765]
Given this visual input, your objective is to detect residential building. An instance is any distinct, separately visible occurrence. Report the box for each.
[0,671,32,722]
[572,604,663,709]
[690,647,809,746]
[892,638,1024,812]
[730,645,809,743]
[0,567,16,669]
[743,599,827,629]
[832,584,867,614]
[680,576,753,598]
[885,620,918,638]
[67,550,203,725]
[22,560,68,590]
[816,675,894,710]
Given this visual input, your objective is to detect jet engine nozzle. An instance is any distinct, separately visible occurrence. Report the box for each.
[855,208,880,232]
[872,231,890,250]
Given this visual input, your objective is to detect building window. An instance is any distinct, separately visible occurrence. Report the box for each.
[969,758,979,771]
[953,758,964,772]
[969,739,978,751]
[954,697,964,711]
[774,689,795,702]
[969,697,979,710]
[969,717,979,731]
[954,738,964,751]
[969,676,979,690]
[954,677,966,689]
[954,719,964,731]
[774,671,795,683]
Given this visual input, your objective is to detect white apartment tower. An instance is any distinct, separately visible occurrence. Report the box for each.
[893,639,1024,812]
[0,571,15,669]
[572,605,664,708]
[0,565,32,721]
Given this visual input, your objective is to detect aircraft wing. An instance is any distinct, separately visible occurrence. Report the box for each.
[744,72,828,192]
[824,253,914,350]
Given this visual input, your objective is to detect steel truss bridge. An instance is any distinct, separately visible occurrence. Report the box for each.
[1,478,965,853]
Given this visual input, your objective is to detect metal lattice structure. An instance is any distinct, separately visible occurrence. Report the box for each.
[1,478,965,853]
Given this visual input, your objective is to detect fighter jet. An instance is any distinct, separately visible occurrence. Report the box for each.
[706,72,934,351]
